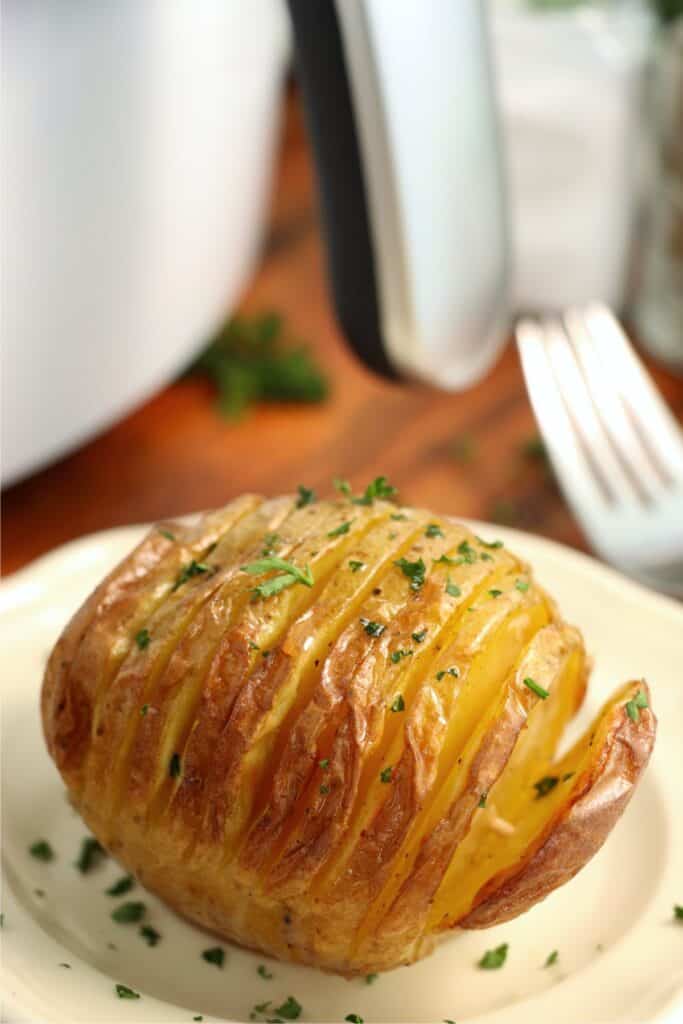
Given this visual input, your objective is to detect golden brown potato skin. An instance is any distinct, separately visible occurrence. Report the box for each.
[41,495,656,976]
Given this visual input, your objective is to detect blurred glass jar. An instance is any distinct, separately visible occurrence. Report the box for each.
[633,19,683,372]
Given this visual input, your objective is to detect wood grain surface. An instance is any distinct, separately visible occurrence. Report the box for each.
[3,89,683,576]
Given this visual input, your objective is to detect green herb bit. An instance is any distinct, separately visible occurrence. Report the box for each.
[59,962,71,968]
[523,676,549,700]
[173,560,210,591]
[328,520,353,538]
[140,704,149,716]
[345,1016,364,1023]
[349,560,365,573]
[475,536,503,550]
[562,771,575,782]
[522,436,548,463]
[390,649,413,664]
[674,905,683,921]
[365,973,379,985]
[515,580,530,592]
[446,579,461,597]
[434,553,457,566]
[202,946,225,967]
[75,837,105,873]
[334,478,352,496]
[169,753,181,778]
[319,784,330,795]
[115,984,140,1000]
[478,793,487,808]
[544,950,559,967]
[319,758,330,769]
[135,628,151,650]
[106,875,134,897]
[625,689,648,722]
[436,667,460,681]
[258,964,274,980]
[194,1017,204,1022]
[352,475,397,506]
[252,1001,272,1018]
[390,695,405,713]
[477,942,508,970]
[456,540,478,564]
[394,556,426,591]
[488,589,503,598]
[425,523,444,538]
[0,913,4,927]
[391,512,408,521]
[411,629,427,643]
[158,528,176,541]
[296,484,316,508]
[480,552,493,561]
[360,618,386,637]
[248,640,261,651]
[139,924,161,947]
[534,776,559,799]
[443,1020,457,1024]
[274,996,302,1020]
[242,557,313,586]
[29,840,54,862]
[261,533,281,556]
[380,766,393,784]
[111,902,146,924]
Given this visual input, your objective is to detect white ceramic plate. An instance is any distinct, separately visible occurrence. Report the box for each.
[2,523,682,1024]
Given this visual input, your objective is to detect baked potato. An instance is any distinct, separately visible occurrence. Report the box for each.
[42,488,656,976]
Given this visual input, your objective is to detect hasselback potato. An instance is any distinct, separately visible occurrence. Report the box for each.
[42,488,656,976]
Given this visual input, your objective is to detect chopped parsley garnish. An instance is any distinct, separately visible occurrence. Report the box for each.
[480,552,493,561]
[334,478,352,496]
[345,1016,364,1023]
[139,924,161,947]
[562,771,575,782]
[391,512,408,521]
[201,946,225,967]
[476,536,503,549]
[106,876,134,897]
[29,840,54,862]
[75,837,106,873]
[169,753,181,778]
[296,484,316,508]
[319,758,330,769]
[434,554,457,566]
[625,689,648,722]
[674,905,683,921]
[365,974,379,985]
[248,640,261,651]
[478,793,488,808]
[390,695,405,712]
[252,1001,272,1019]
[158,528,175,541]
[258,964,274,979]
[544,950,559,967]
[534,776,559,799]
[445,579,461,598]
[477,942,508,969]
[115,984,140,1000]
[328,520,353,538]
[352,476,397,506]
[411,629,427,643]
[390,649,413,664]
[135,628,151,650]
[111,902,146,924]
[425,523,444,538]
[379,766,393,784]
[59,962,71,968]
[261,533,281,556]
[194,1017,203,1022]
[515,580,530,592]
[488,589,503,598]
[456,540,478,564]
[394,556,426,591]
[523,677,549,700]
[274,996,302,1020]
[319,784,330,795]
[140,704,149,716]
[172,560,210,591]
[243,557,314,599]
[436,667,460,681]
[360,618,386,637]
[349,560,365,573]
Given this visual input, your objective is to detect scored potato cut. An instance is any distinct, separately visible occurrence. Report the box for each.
[41,492,656,976]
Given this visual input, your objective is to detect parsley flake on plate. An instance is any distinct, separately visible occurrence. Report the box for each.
[274,995,302,1020]
[425,523,444,538]
[75,837,106,874]
[545,950,559,967]
[106,876,134,897]
[139,924,161,947]
[202,946,225,967]
[477,942,508,969]
[29,840,54,862]
[111,902,145,924]
[258,964,274,979]
[172,560,210,591]
[115,984,140,1000]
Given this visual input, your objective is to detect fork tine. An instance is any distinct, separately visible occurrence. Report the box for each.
[542,317,639,504]
[563,308,664,500]
[583,303,683,482]
[516,319,610,521]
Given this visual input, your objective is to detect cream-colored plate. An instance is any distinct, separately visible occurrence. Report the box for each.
[1,523,682,1024]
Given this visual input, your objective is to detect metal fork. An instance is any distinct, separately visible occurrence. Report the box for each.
[516,303,683,598]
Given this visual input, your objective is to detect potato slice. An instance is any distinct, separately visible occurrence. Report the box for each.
[457,680,655,928]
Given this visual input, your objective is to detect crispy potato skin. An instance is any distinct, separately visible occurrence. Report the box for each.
[41,497,656,976]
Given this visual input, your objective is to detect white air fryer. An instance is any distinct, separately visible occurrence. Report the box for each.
[288,0,510,387]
